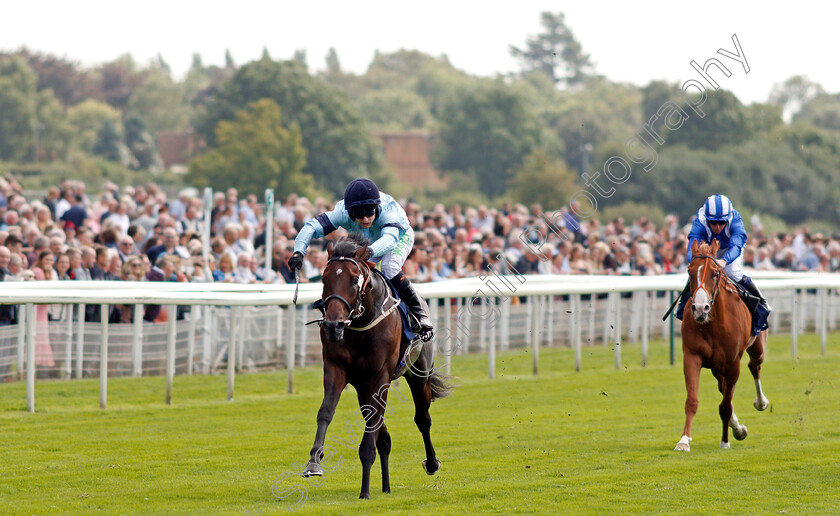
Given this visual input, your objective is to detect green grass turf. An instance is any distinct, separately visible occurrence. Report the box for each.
[1,332,839,515]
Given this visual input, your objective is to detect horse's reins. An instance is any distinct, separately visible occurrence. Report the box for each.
[689,254,723,310]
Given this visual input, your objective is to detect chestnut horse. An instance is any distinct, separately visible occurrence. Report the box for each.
[300,234,451,498]
[675,240,770,451]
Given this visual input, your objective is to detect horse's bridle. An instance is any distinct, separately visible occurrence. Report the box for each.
[320,256,371,325]
[689,254,723,311]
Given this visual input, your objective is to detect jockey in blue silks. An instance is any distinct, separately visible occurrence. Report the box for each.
[288,178,434,343]
[676,194,771,320]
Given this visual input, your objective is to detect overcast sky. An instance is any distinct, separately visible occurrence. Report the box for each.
[2,1,837,105]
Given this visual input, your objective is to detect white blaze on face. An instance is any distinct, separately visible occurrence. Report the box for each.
[693,264,711,318]
[336,269,343,276]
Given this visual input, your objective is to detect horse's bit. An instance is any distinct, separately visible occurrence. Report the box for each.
[311,256,371,326]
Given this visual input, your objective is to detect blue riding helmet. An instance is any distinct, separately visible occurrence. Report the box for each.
[344,178,381,220]
[704,194,732,222]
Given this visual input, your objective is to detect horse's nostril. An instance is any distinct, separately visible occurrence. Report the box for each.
[704,304,710,312]
[691,304,696,311]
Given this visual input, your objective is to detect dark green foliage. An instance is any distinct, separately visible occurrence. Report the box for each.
[435,79,545,198]
[194,58,382,196]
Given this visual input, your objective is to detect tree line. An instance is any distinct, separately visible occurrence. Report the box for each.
[1,12,839,228]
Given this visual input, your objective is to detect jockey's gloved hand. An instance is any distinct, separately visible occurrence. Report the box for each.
[288,252,304,272]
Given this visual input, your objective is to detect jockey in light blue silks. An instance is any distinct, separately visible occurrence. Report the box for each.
[288,178,434,343]
[676,194,771,323]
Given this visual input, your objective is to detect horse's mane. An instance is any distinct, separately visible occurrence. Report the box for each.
[333,233,371,259]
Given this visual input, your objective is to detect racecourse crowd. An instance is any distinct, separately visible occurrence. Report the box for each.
[1,176,839,331]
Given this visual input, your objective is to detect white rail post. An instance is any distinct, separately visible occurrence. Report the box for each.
[820,288,828,356]
[65,305,74,379]
[17,304,26,382]
[641,291,649,368]
[133,304,143,377]
[202,306,212,374]
[614,293,622,370]
[285,308,294,395]
[488,303,495,380]
[532,297,540,376]
[227,306,238,401]
[100,304,109,409]
[166,305,177,405]
[602,293,613,347]
[75,304,84,379]
[489,299,496,379]
[187,305,198,375]
[501,296,510,351]
[546,294,554,347]
[791,289,798,359]
[573,294,582,372]
[444,298,452,377]
[25,304,35,413]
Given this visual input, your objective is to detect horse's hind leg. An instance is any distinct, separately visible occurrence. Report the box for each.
[714,369,747,443]
[376,424,392,494]
[719,366,743,449]
[676,352,701,451]
[406,351,440,474]
[746,330,770,411]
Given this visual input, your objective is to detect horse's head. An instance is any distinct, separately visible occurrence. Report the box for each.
[320,235,372,342]
[687,239,722,323]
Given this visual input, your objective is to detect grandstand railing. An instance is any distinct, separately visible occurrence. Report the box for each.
[1,271,838,411]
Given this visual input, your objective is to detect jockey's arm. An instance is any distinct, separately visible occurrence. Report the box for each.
[369,225,400,260]
[294,208,345,256]
[721,217,748,265]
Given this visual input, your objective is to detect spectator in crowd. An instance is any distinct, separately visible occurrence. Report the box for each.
[213,253,235,283]
[0,246,17,326]
[31,250,56,368]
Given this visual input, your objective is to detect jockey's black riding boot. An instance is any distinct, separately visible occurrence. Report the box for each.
[675,279,690,320]
[391,272,434,342]
[740,276,772,312]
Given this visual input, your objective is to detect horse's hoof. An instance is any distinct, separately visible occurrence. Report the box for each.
[754,396,769,411]
[301,461,323,477]
[422,458,441,475]
[674,435,692,452]
[359,493,370,500]
[733,425,748,441]
[720,441,731,449]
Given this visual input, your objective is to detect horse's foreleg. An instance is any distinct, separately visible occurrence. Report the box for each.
[376,424,392,494]
[747,330,770,411]
[303,366,346,477]
[407,361,440,473]
[356,374,389,499]
[719,366,742,449]
[676,353,702,451]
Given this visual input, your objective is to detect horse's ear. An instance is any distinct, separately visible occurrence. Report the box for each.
[354,245,372,263]
[710,239,720,255]
[690,239,700,256]
[326,240,334,258]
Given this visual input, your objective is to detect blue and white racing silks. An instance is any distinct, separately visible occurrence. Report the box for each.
[294,192,412,260]
[686,206,747,264]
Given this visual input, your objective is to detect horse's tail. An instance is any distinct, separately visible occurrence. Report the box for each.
[429,368,453,401]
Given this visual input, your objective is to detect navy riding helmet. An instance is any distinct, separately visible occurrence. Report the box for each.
[344,178,381,220]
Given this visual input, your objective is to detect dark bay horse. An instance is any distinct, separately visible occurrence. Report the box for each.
[676,240,770,451]
[300,234,451,499]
